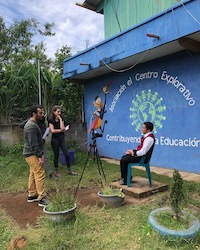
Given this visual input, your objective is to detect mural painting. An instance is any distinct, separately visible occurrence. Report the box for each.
[84,52,200,174]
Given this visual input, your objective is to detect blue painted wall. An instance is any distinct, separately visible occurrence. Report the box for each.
[85,51,200,174]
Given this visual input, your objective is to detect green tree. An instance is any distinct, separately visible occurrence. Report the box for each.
[0,17,83,124]
[0,17,54,123]
[49,45,84,123]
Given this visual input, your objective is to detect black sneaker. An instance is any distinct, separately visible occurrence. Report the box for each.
[38,197,48,207]
[27,195,38,203]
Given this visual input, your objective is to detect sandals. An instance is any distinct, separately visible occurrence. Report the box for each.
[68,171,78,176]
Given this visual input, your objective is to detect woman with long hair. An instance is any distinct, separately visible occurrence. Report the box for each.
[49,105,78,178]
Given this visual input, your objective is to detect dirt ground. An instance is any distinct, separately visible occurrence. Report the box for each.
[0,187,152,229]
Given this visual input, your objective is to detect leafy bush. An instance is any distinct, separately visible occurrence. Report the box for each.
[0,141,24,156]
[8,144,24,154]
[0,139,4,156]
[66,139,78,150]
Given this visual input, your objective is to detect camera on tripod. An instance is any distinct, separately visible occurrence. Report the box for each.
[91,131,103,140]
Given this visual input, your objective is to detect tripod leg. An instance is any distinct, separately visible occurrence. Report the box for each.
[73,144,93,200]
[95,147,107,187]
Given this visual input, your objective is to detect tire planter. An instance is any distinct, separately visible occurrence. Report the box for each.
[148,207,200,238]
[98,190,125,208]
[43,203,76,222]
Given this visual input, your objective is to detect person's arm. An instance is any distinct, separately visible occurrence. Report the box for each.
[27,126,43,158]
[58,116,65,130]
[136,137,154,156]
[49,122,65,134]
[42,127,50,140]
[20,119,28,129]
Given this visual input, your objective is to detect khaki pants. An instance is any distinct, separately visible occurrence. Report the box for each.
[25,155,46,200]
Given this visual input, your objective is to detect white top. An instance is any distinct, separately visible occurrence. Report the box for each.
[136,132,154,157]
[42,127,50,140]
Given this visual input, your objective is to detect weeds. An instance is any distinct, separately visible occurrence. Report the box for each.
[0,148,199,250]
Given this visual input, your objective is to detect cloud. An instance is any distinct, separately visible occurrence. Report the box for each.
[0,0,104,58]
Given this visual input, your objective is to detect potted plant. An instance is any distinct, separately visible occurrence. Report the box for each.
[43,192,76,222]
[148,169,200,238]
[98,185,125,208]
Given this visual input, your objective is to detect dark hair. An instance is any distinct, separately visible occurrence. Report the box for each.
[49,105,61,120]
[143,122,154,131]
[30,105,43,117]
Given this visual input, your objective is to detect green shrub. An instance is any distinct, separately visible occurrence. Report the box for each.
[170,169,185,221]
[0,139,7,156]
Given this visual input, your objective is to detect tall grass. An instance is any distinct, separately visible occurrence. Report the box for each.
[0,143,199,249]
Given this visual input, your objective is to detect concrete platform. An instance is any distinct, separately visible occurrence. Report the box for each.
[102,158,200,183]
[111,177,169,199]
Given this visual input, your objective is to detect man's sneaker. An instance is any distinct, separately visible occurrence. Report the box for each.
[38,197,48,207]
[119,179,127,185]
[55,171,61,178]
[27,195,38,203]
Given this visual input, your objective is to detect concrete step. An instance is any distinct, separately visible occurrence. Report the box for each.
[102,158,200,183]
[111,177,169,199]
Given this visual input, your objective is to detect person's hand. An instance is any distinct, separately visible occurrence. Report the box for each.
[126,149,133,155]
[39,156,44,166]
[57,115,62,120]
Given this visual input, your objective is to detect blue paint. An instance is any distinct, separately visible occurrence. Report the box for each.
[148,207,200,238]
[85,51,200,174]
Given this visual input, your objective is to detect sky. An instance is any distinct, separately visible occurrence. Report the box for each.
[0,0,104,59]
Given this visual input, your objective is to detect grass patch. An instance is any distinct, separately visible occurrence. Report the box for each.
[46,193,75,212]
[155,210,190,230]
[0,144,199,250]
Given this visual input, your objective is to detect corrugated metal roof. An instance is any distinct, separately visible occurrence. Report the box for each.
[78,0,103,12]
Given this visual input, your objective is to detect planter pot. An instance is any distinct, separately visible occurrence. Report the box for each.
[148,207,200,238]
[43,203,76,222]
[97,190,125,208]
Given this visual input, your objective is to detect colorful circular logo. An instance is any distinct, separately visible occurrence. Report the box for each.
[130,90,166,133]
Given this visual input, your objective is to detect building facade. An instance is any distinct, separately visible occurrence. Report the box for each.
[63,0,200,174]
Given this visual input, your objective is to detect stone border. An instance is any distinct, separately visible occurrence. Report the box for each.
[148,207,200,238]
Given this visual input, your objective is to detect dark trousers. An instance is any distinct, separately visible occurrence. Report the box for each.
[120,154,142,182]
[51,135,71,171]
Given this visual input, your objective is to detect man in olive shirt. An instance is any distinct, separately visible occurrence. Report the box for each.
[23,105,48,207]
